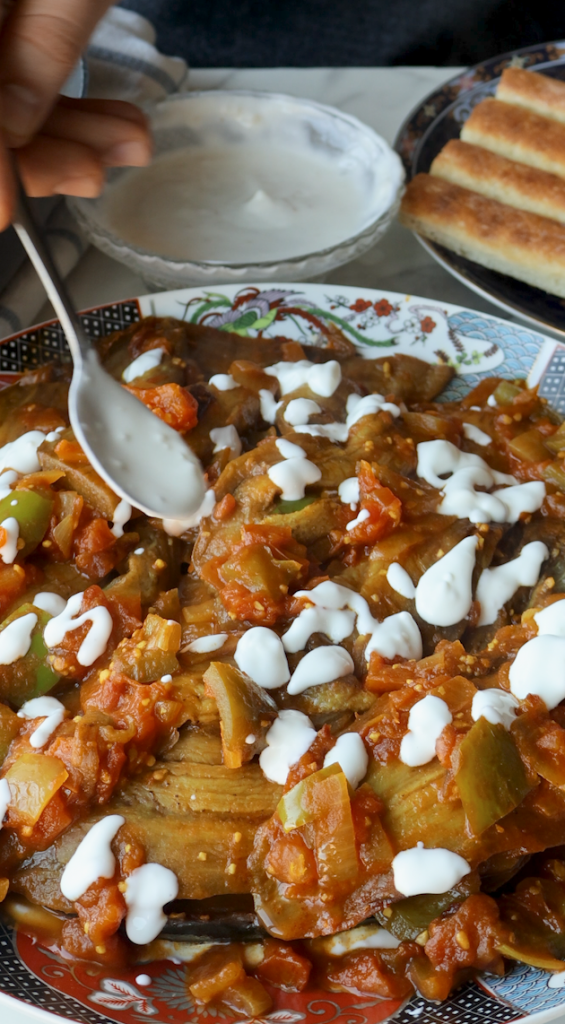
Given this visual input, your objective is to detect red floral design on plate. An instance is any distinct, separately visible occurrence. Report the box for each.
[349,299,373,313]
[14,930,405,1024]
[374,300,394,318]
[420,316,436,334]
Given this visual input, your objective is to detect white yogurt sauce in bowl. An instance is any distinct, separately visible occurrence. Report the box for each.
[69,91,404,287]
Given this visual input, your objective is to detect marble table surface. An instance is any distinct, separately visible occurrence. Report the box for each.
[10,65,565,1024]
[35,64,519,325]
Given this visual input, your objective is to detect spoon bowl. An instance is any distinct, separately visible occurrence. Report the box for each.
[11,171,206,520]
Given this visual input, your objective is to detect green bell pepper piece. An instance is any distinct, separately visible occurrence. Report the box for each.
[0,603,60,707]
[273,496,317,515]
[375,874,479,941]
[493,380,523,406]
[0,489,53,557]
[456,717,533,836]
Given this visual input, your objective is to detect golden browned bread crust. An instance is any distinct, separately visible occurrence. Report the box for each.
[430,139,565,224]
[497,67,565,124]
[461,98,565,179]
[399,173,565,297]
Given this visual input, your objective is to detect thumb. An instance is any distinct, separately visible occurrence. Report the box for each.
[0,0,112,147]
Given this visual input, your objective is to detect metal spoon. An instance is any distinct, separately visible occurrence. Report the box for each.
[12,173,206,520]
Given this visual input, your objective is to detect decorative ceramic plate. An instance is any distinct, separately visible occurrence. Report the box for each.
[394,39,565,341]
[2,283,565,1024]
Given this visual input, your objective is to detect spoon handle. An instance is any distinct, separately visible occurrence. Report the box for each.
[11,166,90,366]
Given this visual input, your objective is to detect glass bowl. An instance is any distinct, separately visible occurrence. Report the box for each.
[68,90,404,289]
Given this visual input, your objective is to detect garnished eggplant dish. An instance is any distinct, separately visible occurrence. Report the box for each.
[0,315,564,1012]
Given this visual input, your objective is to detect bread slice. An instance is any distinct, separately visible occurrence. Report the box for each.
[461,98,565,179]
[430,139,565,225]
[497,66,565,125]
[399,173,565,298]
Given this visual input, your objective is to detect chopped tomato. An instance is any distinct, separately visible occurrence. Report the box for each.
[55,439,88,464]
[345,461,402,545]
[219,581,286,625]
[73,518,118,578]
[325,949,413,999]
[124,382,198,432]
[0,563,36,618]
[266,834,318,886]
[188,948,245,1003]
[60,918,127,966]
[255,940,311,990]
[46,585,114,678]
[75,879,126,946]
[214,493,237,520]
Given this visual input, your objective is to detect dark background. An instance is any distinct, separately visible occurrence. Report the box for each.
[120,0,565,68]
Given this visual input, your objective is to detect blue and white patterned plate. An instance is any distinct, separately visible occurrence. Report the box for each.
[1,283,565,1024]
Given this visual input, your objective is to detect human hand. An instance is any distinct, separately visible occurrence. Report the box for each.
[0,0,153,230]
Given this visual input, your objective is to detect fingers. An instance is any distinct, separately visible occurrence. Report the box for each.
[57,95,149,127]
[0,93,154,230]
[0,91,153,230]
[0,0,113,146]
[16,135,105,198]
[43,99,152,167]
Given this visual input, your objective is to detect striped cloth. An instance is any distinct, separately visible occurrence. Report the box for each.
[0,5,188,340]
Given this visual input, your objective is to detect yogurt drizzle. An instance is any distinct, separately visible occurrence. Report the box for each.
[209,425,242,458]
[265,360,342,398]
[0,779,11,829]
[534,599,565,636]
[32,592,67,616]
[122,348,164,383]
[399,695,452,767]
[18,696,66,748]
[283,581,422,662]
[338,477,360,510]
[124,863,179,944]
[186,633,228,653]
[267,449,321,501]
[284,398,321,426]
[288,646,354,695]
[392,842,471,896]
[386,563,416,600]
[208,373,239,391]
[320,924,401,955]
[296,392,401,444]
[44,593,113,667]
[0,612,37,665]
[508,599,565,709]
[416,440,545,524]
[471,689,519,729]
[476,541,548,626]
[235,627,290,689]
[0,518,19,564]
[324,733,369,789]
[110,499,132,539]
[415,537,478,627]
[259,709,316,785]
[60,815,125,901]
[462,422,491,446]
[509,634,565,710]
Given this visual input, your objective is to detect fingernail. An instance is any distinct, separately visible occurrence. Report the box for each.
[0,82,41,145]
[54,176,103,198]
[103,140,152,167]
